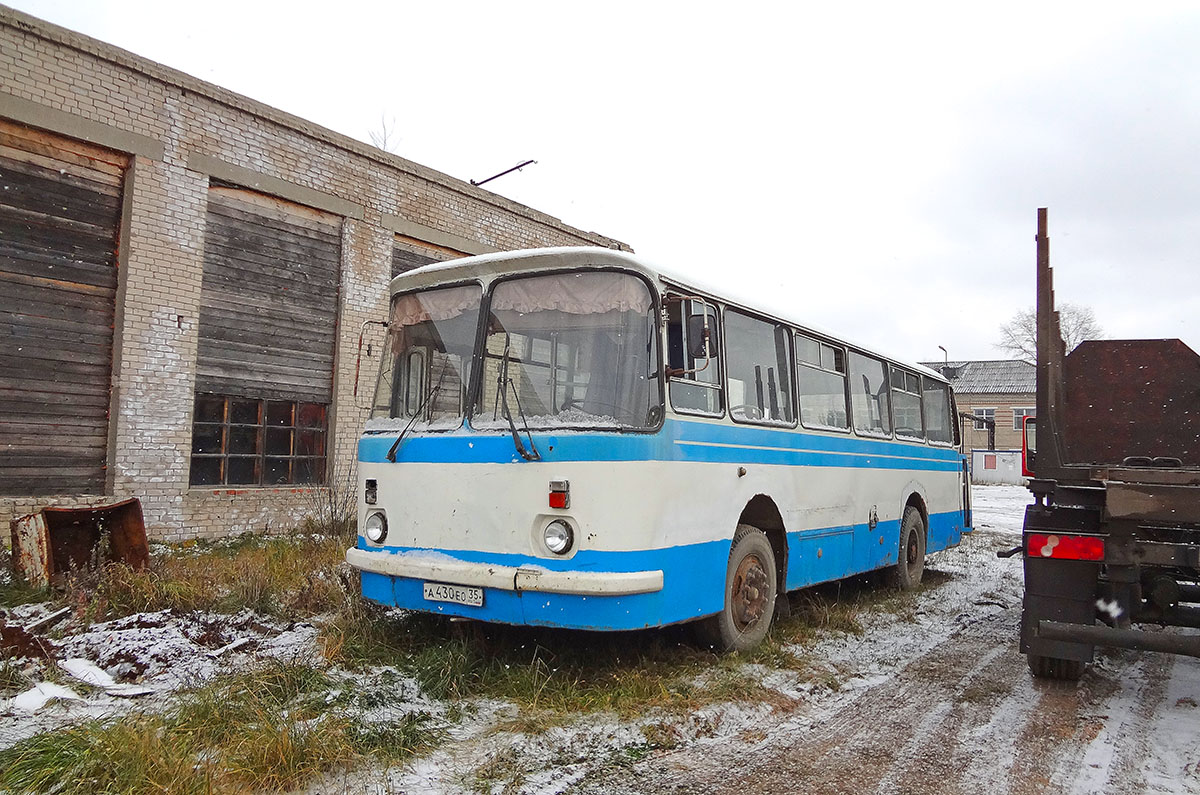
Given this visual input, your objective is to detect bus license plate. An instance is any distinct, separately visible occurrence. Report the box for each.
[422,582,483,607]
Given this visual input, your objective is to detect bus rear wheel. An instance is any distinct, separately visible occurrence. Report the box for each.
[887,506,926,591]
[697,524,778,652]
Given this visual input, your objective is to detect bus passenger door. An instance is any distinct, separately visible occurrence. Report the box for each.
[961,458,972,532]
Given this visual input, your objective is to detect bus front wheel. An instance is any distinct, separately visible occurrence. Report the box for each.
[697,524,778,652]
[887,505,926,591]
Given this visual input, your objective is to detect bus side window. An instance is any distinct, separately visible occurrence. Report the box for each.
[666,296,724,416]
[848,351,892,437]
[796,334,849,430]
[922,378,954,444]
[890,367,924,440]
[725,309,794,425]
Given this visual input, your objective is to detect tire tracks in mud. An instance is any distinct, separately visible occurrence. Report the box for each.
[583,607,1189,795]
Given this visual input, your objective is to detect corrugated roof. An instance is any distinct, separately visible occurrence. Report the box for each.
[916,359,1035,394]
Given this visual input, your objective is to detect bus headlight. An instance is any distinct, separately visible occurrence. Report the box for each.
[543,520,574,555]
[364,511,388,544]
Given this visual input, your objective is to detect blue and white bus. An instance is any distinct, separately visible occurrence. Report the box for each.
[347,247,971,650]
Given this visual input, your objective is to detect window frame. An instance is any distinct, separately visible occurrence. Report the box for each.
[722,308,796,428]
[1012,406,1035,432]
[190,395,328,487]
[665,294,726,419]
[369,279,484,432]
[473,267,665,433]
[972,407,996,431]
[921,376,957,447]
[889,366,925,442]
[794,332,852,434]
[847,350,894,439]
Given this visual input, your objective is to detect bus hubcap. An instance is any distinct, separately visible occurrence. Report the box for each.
[732,554,770,631]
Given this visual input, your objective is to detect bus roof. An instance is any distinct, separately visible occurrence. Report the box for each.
[390,247,947,383]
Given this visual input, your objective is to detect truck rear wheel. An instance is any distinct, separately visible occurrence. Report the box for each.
[1027,653,1085,681]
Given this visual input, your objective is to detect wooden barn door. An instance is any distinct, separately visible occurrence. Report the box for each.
[191,185,342,487]
[0,120,128,496]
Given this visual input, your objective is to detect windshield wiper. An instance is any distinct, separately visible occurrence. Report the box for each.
[497,333,540,462]
[386,359,450,463]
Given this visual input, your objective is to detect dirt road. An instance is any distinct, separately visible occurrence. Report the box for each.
[574,486,1200,795]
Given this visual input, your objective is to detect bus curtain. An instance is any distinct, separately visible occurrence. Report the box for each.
[489,272,651,316]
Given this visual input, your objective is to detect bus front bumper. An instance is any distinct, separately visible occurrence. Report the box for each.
[345,547,664,596]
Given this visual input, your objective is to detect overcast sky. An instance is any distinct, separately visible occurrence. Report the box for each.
[10,0,1200,363]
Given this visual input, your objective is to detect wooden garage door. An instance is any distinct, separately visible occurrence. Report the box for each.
[391,243,437,279]
[191,186,341,487]
[0,121,127,496]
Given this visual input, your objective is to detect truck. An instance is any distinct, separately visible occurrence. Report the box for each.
[1015,208,1200,680]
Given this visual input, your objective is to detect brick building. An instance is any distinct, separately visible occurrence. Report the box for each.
[920,359,1035,452]
[0,6,628,540]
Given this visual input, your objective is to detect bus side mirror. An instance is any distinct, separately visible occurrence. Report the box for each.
[1022,416,1037,476]
[354,319,389,409]
[687,313,718,359]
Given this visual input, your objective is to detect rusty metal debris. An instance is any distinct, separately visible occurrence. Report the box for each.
[9,498,150,588]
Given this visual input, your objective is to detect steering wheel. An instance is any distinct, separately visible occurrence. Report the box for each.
[559,397,628,419]
[730,404,764,420]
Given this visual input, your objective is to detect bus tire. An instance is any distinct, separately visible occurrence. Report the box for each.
[1027,653,1085,681]
[697,524,777,652]
[887,506,926,591]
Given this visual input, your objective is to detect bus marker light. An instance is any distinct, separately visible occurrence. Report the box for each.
[1027,533,1104,561]
[549,480,570,509]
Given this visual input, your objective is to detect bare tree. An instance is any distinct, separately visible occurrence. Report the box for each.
[997,303,1102,363]
[368,114,399,153]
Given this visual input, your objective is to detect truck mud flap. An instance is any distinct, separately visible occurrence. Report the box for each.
[1020,557,1099,662]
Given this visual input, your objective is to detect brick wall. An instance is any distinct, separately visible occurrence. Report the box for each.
[0,6,629,541]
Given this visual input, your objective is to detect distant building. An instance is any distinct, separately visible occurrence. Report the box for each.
[919,360,1035,451]
[0,7,628,540]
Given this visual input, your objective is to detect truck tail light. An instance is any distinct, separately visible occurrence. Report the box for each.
[1027,533,1105,561]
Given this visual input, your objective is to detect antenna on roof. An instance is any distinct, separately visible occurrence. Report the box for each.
[471,159,536,188]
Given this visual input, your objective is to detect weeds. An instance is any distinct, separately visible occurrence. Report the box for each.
[0,660,439,794]
[468,748,526,794]
[58,534,348,623]
[325,618,778,721]
[0,715,211,795]
[301,466,357,540]
[0,656,32,694]
[0,578,49,609]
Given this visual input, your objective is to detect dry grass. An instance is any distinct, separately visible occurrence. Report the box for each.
[59,533,349,623]
[0,660,437,795]
[0,548,50,609]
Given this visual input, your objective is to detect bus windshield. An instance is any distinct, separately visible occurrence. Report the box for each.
[475,271,661,430]
[368,283,482,431]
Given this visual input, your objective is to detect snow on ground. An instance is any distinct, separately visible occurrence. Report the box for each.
[0,607,326,748]
[4,484,1198,794]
